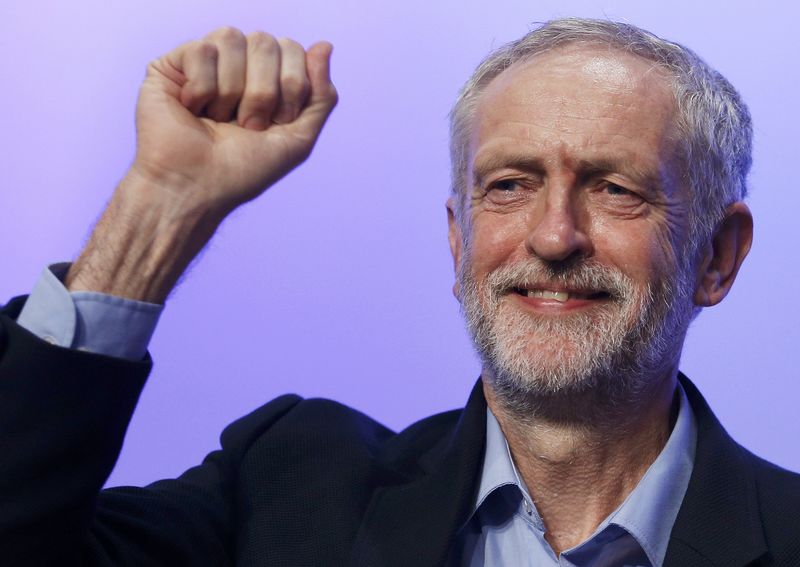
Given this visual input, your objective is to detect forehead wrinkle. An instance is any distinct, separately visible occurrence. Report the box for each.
[468,46,683,196]
[478,86,673,143]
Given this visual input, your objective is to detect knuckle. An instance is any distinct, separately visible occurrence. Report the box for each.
[276,36,302,51]
[194,40,219,60]
[322,84,339,106]
[212,26,246,45]
[247,31,278,52]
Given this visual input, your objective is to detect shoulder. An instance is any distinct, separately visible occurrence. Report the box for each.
[219,394,466,476]
[744,449,800,562]
[747,449,800,502]
[675,374,800,564]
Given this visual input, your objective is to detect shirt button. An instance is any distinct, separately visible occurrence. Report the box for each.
[523,499,533,515]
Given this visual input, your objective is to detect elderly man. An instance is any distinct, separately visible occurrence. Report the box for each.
[1,17,797,567]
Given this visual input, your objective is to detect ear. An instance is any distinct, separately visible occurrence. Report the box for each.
[447,197,464,300]
[694,201,753,307]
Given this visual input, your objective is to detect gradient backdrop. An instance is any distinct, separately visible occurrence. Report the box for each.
[1,0,797,487]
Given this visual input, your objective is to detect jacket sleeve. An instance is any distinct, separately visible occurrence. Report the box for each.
[0,297,301,566]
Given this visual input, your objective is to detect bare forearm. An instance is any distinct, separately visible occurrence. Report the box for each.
[66,170,224,303]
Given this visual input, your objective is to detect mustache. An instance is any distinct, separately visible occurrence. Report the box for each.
[482,259,634,300]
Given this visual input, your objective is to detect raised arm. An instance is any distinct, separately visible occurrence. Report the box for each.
[0,28,336,565]
[67,27,338,303]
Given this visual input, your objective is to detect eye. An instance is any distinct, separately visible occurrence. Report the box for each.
[591,180,648,214]
[605,182,634,196]
[490,179,522,192]
[599,181,646,204]
[481,177,534,207]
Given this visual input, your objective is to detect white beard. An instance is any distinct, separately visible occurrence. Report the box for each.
[458,252,696,422]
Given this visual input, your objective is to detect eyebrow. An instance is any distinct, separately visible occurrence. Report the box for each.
[471,154,546,185]
[576,158,666,195]
[471,154,667,195]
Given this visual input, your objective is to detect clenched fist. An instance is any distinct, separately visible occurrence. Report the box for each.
[66,28,338,303]
[133,27,338,211]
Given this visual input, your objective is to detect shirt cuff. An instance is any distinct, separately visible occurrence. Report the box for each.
[16,263,163,361]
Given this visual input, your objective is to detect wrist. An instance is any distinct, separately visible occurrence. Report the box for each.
[66,171,225,303]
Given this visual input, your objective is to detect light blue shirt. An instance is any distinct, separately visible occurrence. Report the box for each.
[454,386,697,566]
[17,265,697,566]
[17,264,162,360]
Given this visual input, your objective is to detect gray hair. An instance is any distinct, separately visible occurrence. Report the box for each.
[449,17,752,257]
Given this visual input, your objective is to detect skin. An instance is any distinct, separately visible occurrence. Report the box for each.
[64,28,752,557]
[66,28,338,303]
[447,46,752,553]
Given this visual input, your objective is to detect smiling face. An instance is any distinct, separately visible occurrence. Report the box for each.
[449,45,700,414]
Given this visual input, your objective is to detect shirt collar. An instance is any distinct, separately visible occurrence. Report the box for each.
[471,382,698,566]
[473,400,541,525]
[604,382,697,566]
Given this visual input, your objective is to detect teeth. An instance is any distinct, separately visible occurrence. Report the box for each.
[527,289,569,302]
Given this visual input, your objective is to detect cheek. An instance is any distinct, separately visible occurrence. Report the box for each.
[591,218,677,282]
[647,214,687,275]
[467,213,529,273]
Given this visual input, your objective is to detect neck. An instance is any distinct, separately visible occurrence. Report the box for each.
[483,368,679,554]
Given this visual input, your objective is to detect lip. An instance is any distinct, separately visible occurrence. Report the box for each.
[508,289,611,313]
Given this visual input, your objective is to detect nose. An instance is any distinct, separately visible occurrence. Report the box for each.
[525,186,592,262]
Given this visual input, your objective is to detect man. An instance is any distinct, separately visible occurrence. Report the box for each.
[0,16,797,567]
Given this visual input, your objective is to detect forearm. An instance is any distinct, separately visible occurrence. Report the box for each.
[66,169,226,304]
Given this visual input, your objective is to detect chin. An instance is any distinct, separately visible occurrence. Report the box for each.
[480,301,629,387]
[485,339,614,398]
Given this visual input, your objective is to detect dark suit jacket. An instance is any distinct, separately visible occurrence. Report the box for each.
[1,296,798,566]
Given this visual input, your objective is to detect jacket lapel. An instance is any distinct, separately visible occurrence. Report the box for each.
[349,374,770,567]
[348,380,487,567]
[664,374,768,566]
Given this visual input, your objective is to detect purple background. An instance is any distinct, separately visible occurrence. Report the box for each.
[1,1,797,487]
